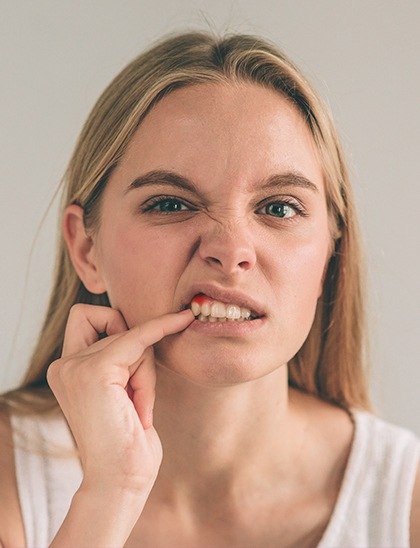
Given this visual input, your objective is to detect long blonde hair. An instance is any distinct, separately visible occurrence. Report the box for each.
[1,30,372,430]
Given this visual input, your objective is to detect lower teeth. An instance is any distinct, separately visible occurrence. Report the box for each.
[196,315,248,323]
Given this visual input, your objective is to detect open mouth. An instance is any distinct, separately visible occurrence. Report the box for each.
[182,294,263,322]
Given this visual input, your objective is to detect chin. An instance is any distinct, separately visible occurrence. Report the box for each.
[154,343,280,387]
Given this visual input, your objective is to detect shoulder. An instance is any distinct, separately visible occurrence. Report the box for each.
[351,409,419,479]
[353,410,420,543]
[0,405,27,546]
[351,409,419,461]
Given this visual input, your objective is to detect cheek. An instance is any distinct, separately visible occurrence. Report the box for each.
[289,244,326,289]
[98,223,189,319]
[274,235,329,318]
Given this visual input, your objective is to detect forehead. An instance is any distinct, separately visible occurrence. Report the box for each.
[111,81,324,195]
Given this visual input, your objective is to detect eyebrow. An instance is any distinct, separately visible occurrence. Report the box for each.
[124,169,319,196]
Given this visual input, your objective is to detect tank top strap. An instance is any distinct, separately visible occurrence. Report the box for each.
[319,408,419,547]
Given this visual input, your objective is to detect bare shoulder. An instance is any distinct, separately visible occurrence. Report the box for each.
[410,461,420,547]
[0,405,27,546]
[289,388,355,448]
[289,388,355,489]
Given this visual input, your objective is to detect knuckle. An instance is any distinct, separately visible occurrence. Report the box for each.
[47,355,78,380]
[46,359,61,386]
[51,355,96,388]
[68,303,87,317]
[46,365,54,384]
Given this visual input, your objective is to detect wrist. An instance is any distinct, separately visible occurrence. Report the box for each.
[49,483,148,546]
[77,478,151,506]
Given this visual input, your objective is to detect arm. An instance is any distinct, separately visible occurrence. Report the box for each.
[49,484,147,547]
[410,462,420,547]
[45,306,194,546]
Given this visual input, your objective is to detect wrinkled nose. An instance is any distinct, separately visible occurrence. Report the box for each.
[197,220,257,275]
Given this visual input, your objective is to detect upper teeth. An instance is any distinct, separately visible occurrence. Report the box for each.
[190,299,252,320]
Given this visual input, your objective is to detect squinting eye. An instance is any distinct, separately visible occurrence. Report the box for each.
[143,197,191,214]
[142,196,306,220]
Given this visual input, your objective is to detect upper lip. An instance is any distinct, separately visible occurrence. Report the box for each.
[181,283,266,318]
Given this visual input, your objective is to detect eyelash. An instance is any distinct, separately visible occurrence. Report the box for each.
[141,195,308,220]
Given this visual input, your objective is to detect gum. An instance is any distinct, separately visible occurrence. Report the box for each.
[190,294,249,321]
[191,293,210,305]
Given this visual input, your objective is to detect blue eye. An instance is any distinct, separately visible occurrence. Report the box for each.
[144,197,190,213]
[142,195,306,219]
[260,202,299,219]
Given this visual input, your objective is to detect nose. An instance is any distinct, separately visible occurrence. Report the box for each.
[197,218,257,275]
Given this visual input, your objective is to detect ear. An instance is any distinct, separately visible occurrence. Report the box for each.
[62,204,107,294]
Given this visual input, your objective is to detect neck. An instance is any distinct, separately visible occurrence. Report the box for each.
[149,363,310,519]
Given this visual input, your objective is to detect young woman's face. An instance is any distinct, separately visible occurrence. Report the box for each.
[93,82,332,385]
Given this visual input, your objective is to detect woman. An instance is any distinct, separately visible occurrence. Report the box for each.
[0,30,418,547]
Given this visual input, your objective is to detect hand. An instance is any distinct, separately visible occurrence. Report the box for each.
[46,303,194,495]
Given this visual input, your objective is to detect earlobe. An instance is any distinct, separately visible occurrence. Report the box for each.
[62,204,107,294]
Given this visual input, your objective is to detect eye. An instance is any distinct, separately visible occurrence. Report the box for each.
[141,195,307,220]
[257,199,306,219]
[142,196,192,214]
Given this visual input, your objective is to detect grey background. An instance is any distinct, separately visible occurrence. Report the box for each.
[1,1,419,435]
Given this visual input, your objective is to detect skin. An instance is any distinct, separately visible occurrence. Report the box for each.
[64,82,354,543]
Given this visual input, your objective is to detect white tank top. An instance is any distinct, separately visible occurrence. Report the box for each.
[10,408,419,547]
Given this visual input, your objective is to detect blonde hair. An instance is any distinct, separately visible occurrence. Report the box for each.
[1,30,372,454]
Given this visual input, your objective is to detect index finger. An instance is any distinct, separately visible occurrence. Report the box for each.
[89,309,195,368]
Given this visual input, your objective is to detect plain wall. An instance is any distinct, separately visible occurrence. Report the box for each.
[1,1,419,435]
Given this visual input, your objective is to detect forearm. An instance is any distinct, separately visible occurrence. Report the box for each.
[49,485,147,547]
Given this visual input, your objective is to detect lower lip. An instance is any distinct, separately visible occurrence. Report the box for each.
[186,316,267,336]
